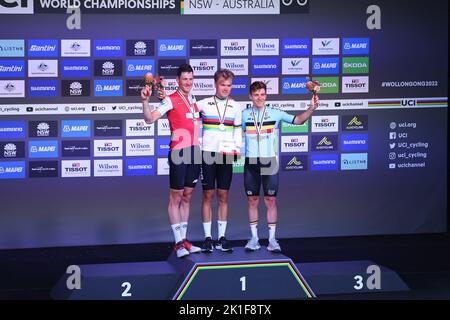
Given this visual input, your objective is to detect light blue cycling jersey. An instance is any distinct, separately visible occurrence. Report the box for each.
[242,105,295,158]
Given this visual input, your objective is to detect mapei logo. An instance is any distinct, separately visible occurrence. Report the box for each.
[312,57,339,74]
[61,120,91,138]
[0,0,33,14]
[342,38,370,55]
[28,140,58,158]
[126,59,155,77]
[281,77,307,94]
[0,161,25,179]
[157,40,186,57]
[94,80,123,97]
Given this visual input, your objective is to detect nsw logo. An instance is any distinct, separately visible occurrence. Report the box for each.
[126,59,155,77]
[62,80,90,97]
[126,40,154,57]
[157,39,186,57]
[94,59,123,77]
[0,141,25,159]
[28,121,58,138]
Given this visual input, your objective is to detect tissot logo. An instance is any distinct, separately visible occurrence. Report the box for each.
[311,116,339,133]
[158,59,186,76]
[190,39,217,56]
[61,160,90,178]
[28,121,58,138]
[94,120,122,136]
[126,119,154,136]
[189,59,217,76]
[94,139,123,157]
[0,141,25,159]
[29,160,58,178]
[94,59,123,77]
[342,115,368,131]
[0,0,33,14]
[221,39,248,56]
[126,40,154,57]
[342,76,369,93]
[281,135,308,152]
[62,80,90,97]
[61,140,90,157]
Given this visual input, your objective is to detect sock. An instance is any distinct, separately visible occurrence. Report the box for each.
[268,223,277,240]
[203,221,212,239]
[218,220,227,239]
[171,223,182,243]
[180,222,188,240]
[250,221,258,239]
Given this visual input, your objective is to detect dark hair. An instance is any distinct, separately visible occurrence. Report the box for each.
[214,69,235,83]
[177,64,194,77]
[249,81,267,94]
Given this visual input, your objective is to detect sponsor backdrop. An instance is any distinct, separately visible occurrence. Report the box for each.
[0,0,447,248]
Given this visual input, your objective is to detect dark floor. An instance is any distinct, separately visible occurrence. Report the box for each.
[1,233,450,300]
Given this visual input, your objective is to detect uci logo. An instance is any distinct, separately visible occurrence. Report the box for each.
[0,0,33,14]
[281,0,309,14]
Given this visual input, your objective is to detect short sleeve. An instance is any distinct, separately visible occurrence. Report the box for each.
[155,97,173,116]
[276,109,295,124]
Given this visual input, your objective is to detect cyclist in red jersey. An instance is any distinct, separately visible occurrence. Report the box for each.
[141,64,202,258]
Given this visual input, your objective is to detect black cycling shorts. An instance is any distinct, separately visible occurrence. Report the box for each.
[244,157,279,197]
[168,146,201,190]
[201,151,233,190]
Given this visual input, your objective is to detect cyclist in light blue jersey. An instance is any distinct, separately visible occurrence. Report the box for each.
[242,81,319,252]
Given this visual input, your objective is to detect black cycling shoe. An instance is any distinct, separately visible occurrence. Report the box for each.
[201,237,214,253]
[215,236,233,252]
